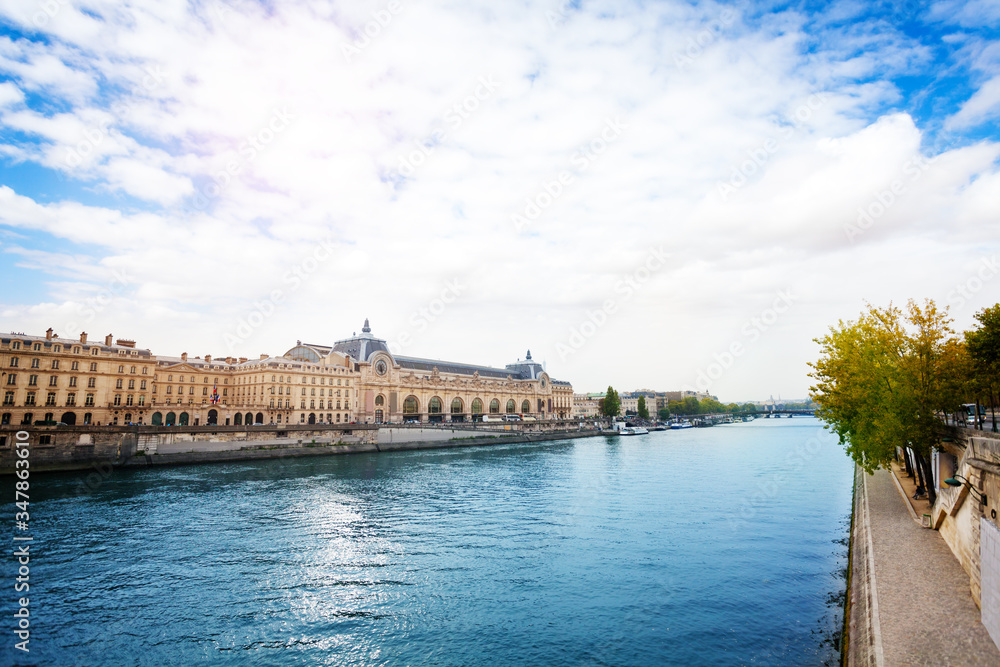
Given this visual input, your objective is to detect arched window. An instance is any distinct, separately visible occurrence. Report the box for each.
[179,412,189,426]
[489,399,500,414]
[522,400,531,414]
[506,399,516,414]
[403,396,419,414]
[234,413,243,425]
[451,398,463,414]
[165,411,176,426]
[375,394,385,406]
[429,397,442,414]
[471,398,483,414]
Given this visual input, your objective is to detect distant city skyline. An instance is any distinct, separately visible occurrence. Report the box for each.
[1,1,998,401]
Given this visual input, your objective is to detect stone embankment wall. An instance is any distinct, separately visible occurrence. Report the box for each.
[933,433,1000,608]
[844,466,880,667]
[0,423,603,474]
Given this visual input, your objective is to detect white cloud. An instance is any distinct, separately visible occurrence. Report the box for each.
[0,1,997,399]
[946,75,1000,129]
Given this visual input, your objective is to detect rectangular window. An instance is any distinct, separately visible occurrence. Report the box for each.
[113,395,121,406]
[166,386,172,394]
[28,375,37,386]
[300,400,306,408]
[31,359,39,368]
[116,379,123,389]
[66,393,76,406]
[25,392,35,406]
[202,387,208,395]
[128,379,135,390]
[39,435,51,445]
[69,376,77,387]
[140,380,146,390]
[138,395,145,406]
[71,361,79,371]
[3,392,13,405]
[126,395,133,406]
[189,386,194,395]
[90,362,98,371]
[6,374,15,385]
[51,360,59,369]
[49,376,58,387]
[46,392,56,406]
[11,342,19,350]
[85,393,94,406]
[9,357,17,367]
[88,378,96,388]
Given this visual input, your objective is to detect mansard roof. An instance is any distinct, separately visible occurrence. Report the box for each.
[395,355,515,380]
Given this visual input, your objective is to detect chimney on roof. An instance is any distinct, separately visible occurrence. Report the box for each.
[260,353,268,360]
[46,328,54,340]
[116,339,136,348]
[205,355,212,363]
[238,357,247,364]
[104,334,113,346]
[226,357,234,364]
[80,332,88,343]
[181,352,188,361]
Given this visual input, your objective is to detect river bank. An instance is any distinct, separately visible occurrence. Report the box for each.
[0,422,605,475]
[843,463,1000,665]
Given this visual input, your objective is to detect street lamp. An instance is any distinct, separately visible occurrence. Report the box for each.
[944,474,987,505]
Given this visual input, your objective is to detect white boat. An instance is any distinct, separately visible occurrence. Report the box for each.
[670,420,693,429]
[611,421,648,435]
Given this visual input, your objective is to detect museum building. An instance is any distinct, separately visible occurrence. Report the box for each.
[0,321,573,427]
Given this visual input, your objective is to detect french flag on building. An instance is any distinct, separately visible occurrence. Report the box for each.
[210,382,220,405]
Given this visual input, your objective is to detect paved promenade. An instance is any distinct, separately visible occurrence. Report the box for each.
[857,467,1000,665]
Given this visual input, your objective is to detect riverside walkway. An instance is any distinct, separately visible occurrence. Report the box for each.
[852,466,1000,666]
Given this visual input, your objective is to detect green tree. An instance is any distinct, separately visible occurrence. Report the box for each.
[966,304,1000,432]
[658,407,670,420]
[601,386,621,418]
[810,299,957,504]
[637,396,649,420]
[682,396,700,415]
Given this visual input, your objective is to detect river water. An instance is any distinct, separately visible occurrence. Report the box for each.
[3,417,854,666]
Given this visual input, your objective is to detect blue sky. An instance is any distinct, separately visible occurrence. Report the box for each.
[0,0,998,401]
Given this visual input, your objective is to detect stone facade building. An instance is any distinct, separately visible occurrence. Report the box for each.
[1,329,156,426]
[1,321,573,427]
[286,320,572,424]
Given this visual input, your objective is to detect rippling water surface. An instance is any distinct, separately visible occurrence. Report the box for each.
[3,417,853,666]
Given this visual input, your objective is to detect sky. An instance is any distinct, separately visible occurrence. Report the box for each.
[0,0,998,403]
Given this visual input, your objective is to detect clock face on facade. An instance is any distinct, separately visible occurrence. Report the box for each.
[375,360,387,376]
